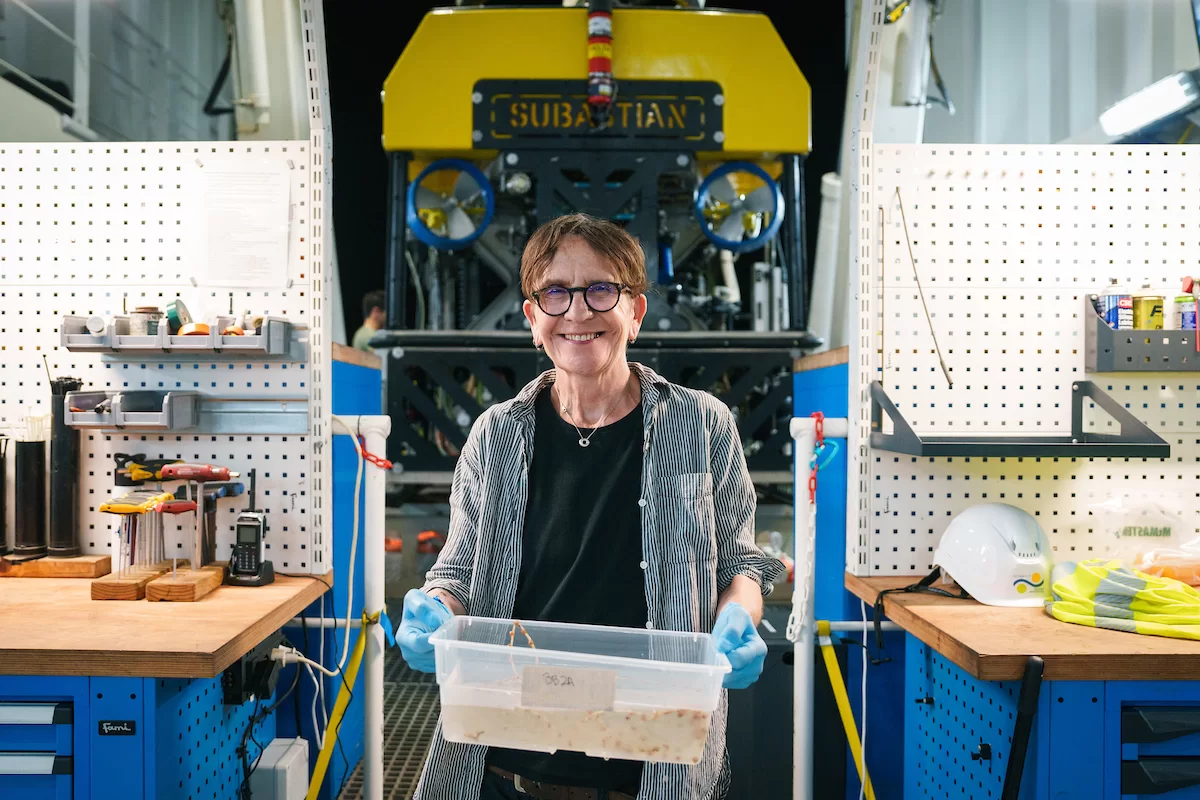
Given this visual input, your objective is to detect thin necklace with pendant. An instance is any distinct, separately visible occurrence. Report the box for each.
[558,384,625,448]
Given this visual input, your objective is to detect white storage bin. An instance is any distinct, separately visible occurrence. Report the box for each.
[430,616,729,764]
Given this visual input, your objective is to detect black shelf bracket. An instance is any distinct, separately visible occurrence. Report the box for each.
[869,381,1169,458]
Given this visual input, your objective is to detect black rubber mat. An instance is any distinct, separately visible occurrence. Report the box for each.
[338,659,441,799]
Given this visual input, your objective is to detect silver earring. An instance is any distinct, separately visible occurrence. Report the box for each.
[534,341,543,351]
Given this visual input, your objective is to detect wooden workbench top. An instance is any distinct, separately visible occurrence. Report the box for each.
[0,573,330,678]
[846,573,1200,682]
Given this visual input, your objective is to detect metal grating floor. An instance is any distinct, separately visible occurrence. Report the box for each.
[338,654,441,800]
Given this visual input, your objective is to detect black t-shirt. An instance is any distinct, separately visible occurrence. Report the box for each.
[486,387,648,793]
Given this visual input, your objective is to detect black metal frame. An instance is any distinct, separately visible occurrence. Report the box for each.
[522,149,683,262]
[780,154,808,331]
[385,151,409,329]
[377,331,817,476]
[870,380,1169,458]
[380,135,818,484]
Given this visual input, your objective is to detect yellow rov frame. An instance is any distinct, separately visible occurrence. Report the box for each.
[374,5,822,497]
[382,6,811,166]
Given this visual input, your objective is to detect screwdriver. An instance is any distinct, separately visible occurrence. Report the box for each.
[160,464,239,568]
[160,464,238,482]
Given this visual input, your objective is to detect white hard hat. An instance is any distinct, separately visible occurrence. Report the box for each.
[933,503,1052,607]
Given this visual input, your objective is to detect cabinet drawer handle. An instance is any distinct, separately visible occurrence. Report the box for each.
[0,752,73,775]
[1122,758,1200,794]
[1124,708,1200,745]
[0,703,72,726]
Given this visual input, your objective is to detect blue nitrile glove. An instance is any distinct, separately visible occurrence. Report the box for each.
[397,589,453,673]
[712,602,768,689]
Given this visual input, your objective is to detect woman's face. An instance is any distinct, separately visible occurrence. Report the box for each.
[523,236,647,379]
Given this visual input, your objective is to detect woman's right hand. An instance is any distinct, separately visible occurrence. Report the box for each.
[397,589,453,673]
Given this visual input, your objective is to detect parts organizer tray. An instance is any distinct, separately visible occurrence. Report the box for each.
[430,617,730,764]
[64,390,199,431]
[60,315,297,359]
[1084,300,1200,372]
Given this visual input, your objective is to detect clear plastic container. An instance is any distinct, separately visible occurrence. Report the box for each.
[430,616,730,764]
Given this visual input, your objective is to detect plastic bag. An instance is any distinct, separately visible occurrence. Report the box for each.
[1088,495,1182,563]
[1134,542,1200,587]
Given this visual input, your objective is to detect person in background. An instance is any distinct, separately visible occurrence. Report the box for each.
[352,289,386,352]
[399,213,784,800]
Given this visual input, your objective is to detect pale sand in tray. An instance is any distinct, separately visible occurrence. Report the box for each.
[441,705,712,764]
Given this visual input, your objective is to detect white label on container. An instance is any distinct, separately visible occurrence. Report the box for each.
[520,665,616,711]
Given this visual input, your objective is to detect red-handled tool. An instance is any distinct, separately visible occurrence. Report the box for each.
[160,464,238,482]
[160,463,239,567]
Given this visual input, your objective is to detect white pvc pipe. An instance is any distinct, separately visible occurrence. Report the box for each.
[792,415,855,799]
[73,0,90,127]
[827,620,900,632]
[897,0,933,109]
[281,0,308,138]
[332,414,390,800]
[792,419,816,800]
[807,174,843,352]
[284,617,354,629]
[234,0,272,125]
[790,416,849,441]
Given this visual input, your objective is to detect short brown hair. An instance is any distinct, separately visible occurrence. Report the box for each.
[520,214,648,300]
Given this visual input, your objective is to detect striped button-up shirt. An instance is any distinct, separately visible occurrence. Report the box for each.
[414,362,786,800]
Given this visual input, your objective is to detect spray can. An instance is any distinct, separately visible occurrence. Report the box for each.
[1132,285,1165,330]
[1099,279,1132,330]
[1175,294,1198,330]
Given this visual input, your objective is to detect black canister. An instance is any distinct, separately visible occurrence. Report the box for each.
[13,439,47,558]
[0,437,9,556]
[48,378,84,556]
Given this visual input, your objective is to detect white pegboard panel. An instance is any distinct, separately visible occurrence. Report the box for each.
[0,143,313,290]
[846,0,889,576]
[301,0,333,577]
[858,144,1200,575]
[0,141,327,574]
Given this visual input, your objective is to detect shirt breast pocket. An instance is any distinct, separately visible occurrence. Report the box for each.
[657,472,717,564]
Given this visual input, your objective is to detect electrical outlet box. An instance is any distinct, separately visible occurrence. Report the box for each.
[222,631,283,705]
[249,737,309,799]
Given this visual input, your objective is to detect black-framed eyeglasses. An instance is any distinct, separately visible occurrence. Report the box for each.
[532,282,628,316]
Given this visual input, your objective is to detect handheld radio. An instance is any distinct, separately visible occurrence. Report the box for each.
[225,469,274,586]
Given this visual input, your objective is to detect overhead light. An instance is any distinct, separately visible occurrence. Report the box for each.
[1099,70,1200,137]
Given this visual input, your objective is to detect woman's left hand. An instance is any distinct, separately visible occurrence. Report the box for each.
[712,602,768,689]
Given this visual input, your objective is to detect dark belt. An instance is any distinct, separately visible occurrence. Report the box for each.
[486,765,636,800]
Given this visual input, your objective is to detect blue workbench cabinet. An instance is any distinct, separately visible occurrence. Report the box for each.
[904,636,1200,800]
[0,674,273,800]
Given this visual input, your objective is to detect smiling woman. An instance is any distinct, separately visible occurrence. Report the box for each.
[520,214,649,427]
[399,213,785,800]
